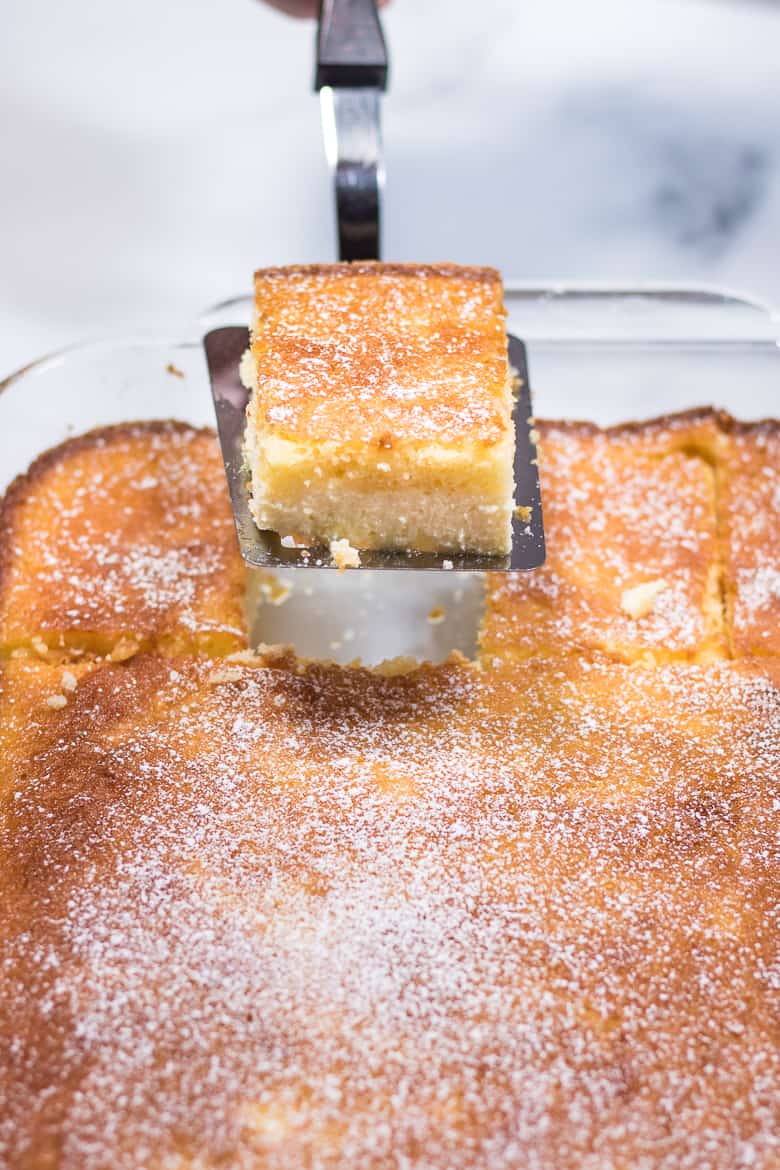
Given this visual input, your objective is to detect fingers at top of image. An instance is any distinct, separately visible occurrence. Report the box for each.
[262,0,389,17]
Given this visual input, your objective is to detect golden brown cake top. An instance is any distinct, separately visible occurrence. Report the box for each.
[250,262,510,447]
[0,421,247,658]
[721,421,780,657]
[482,411,727,664]
[2,404,780,1169]
[2,651,779,1169]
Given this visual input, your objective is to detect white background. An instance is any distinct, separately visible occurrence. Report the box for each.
[2,0,780,375]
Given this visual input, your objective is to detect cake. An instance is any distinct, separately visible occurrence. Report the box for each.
[0,422,247,661]
[1,406,779,1169]
[242,263,516,558]
[480,411,728,666]
[1,650,778,1168]
[720,420,780,657]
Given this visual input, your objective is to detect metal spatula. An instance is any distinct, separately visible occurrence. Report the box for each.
[203,0,545,572]
[316,0,387,261]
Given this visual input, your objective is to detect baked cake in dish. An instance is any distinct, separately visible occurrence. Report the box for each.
[0,422,247,661]
[1,406,779,1169]
[242,263,516,558]
[1,650,778,1168]
[481,411,727,666]
[720,420,780,657]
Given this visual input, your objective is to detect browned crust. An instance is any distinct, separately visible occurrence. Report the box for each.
[254,262,502,286]
[535,409,780,442]
[724,416,780,438]
[0,419,216,608]
[249,262,510,451]
[534,406,734,440]
[2,650,778,1167]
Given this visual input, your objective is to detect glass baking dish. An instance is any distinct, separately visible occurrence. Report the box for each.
[2,287,778,664]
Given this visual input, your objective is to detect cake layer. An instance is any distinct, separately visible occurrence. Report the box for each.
[246,434,515,554]
[481,410,728,665]
[1,651,778,1169]
[0,422,247,660]
[721,420,780,657]
[245,263,515,555]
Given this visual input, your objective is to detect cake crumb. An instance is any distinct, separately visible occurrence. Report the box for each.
[375,655,420,676]
[45,694,68,710]
[329,538,361,571]
[427,606,446,625]
[514,504,532,523]
[109,637,140,663]
[257,573,292,606]
[621,578,669,620]
[239,349,256,392]
[279,534,311,550]
[166,362,184,379]
[60,670,78,693]
[208,666,244,685]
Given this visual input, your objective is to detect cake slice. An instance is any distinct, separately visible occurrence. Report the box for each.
[480,410,728,665]
[0,422,248,661]
[242,262,516,557]
[720,420,780,657]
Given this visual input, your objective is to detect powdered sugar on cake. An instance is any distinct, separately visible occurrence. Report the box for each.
[1,655,779,1169]
[249,265,511,446]
[1,406,779,1170]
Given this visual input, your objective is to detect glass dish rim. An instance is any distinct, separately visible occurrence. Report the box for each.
[2,281,778,399]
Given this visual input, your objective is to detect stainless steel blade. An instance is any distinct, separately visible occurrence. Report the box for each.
[320,86,384,262]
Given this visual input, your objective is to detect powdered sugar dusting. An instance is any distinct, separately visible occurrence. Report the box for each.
[483,418,725,662]
[724,425,780,655]
[737,565,780,621]
[1,405,779,1169]
[0,423,246,651]
[250,264,510,445]
[1,655,779,1169]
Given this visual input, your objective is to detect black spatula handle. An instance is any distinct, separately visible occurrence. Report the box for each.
[315,0,388,90]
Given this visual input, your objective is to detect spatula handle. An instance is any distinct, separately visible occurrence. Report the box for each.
[315,0,388,90]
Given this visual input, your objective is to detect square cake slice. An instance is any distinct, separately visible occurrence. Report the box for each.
[480,411,728,666]
[720,420,780,657]
[242,263,516,557]
[0,422,248,661]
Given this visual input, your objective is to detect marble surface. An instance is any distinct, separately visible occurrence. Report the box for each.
[2,0,780,375]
